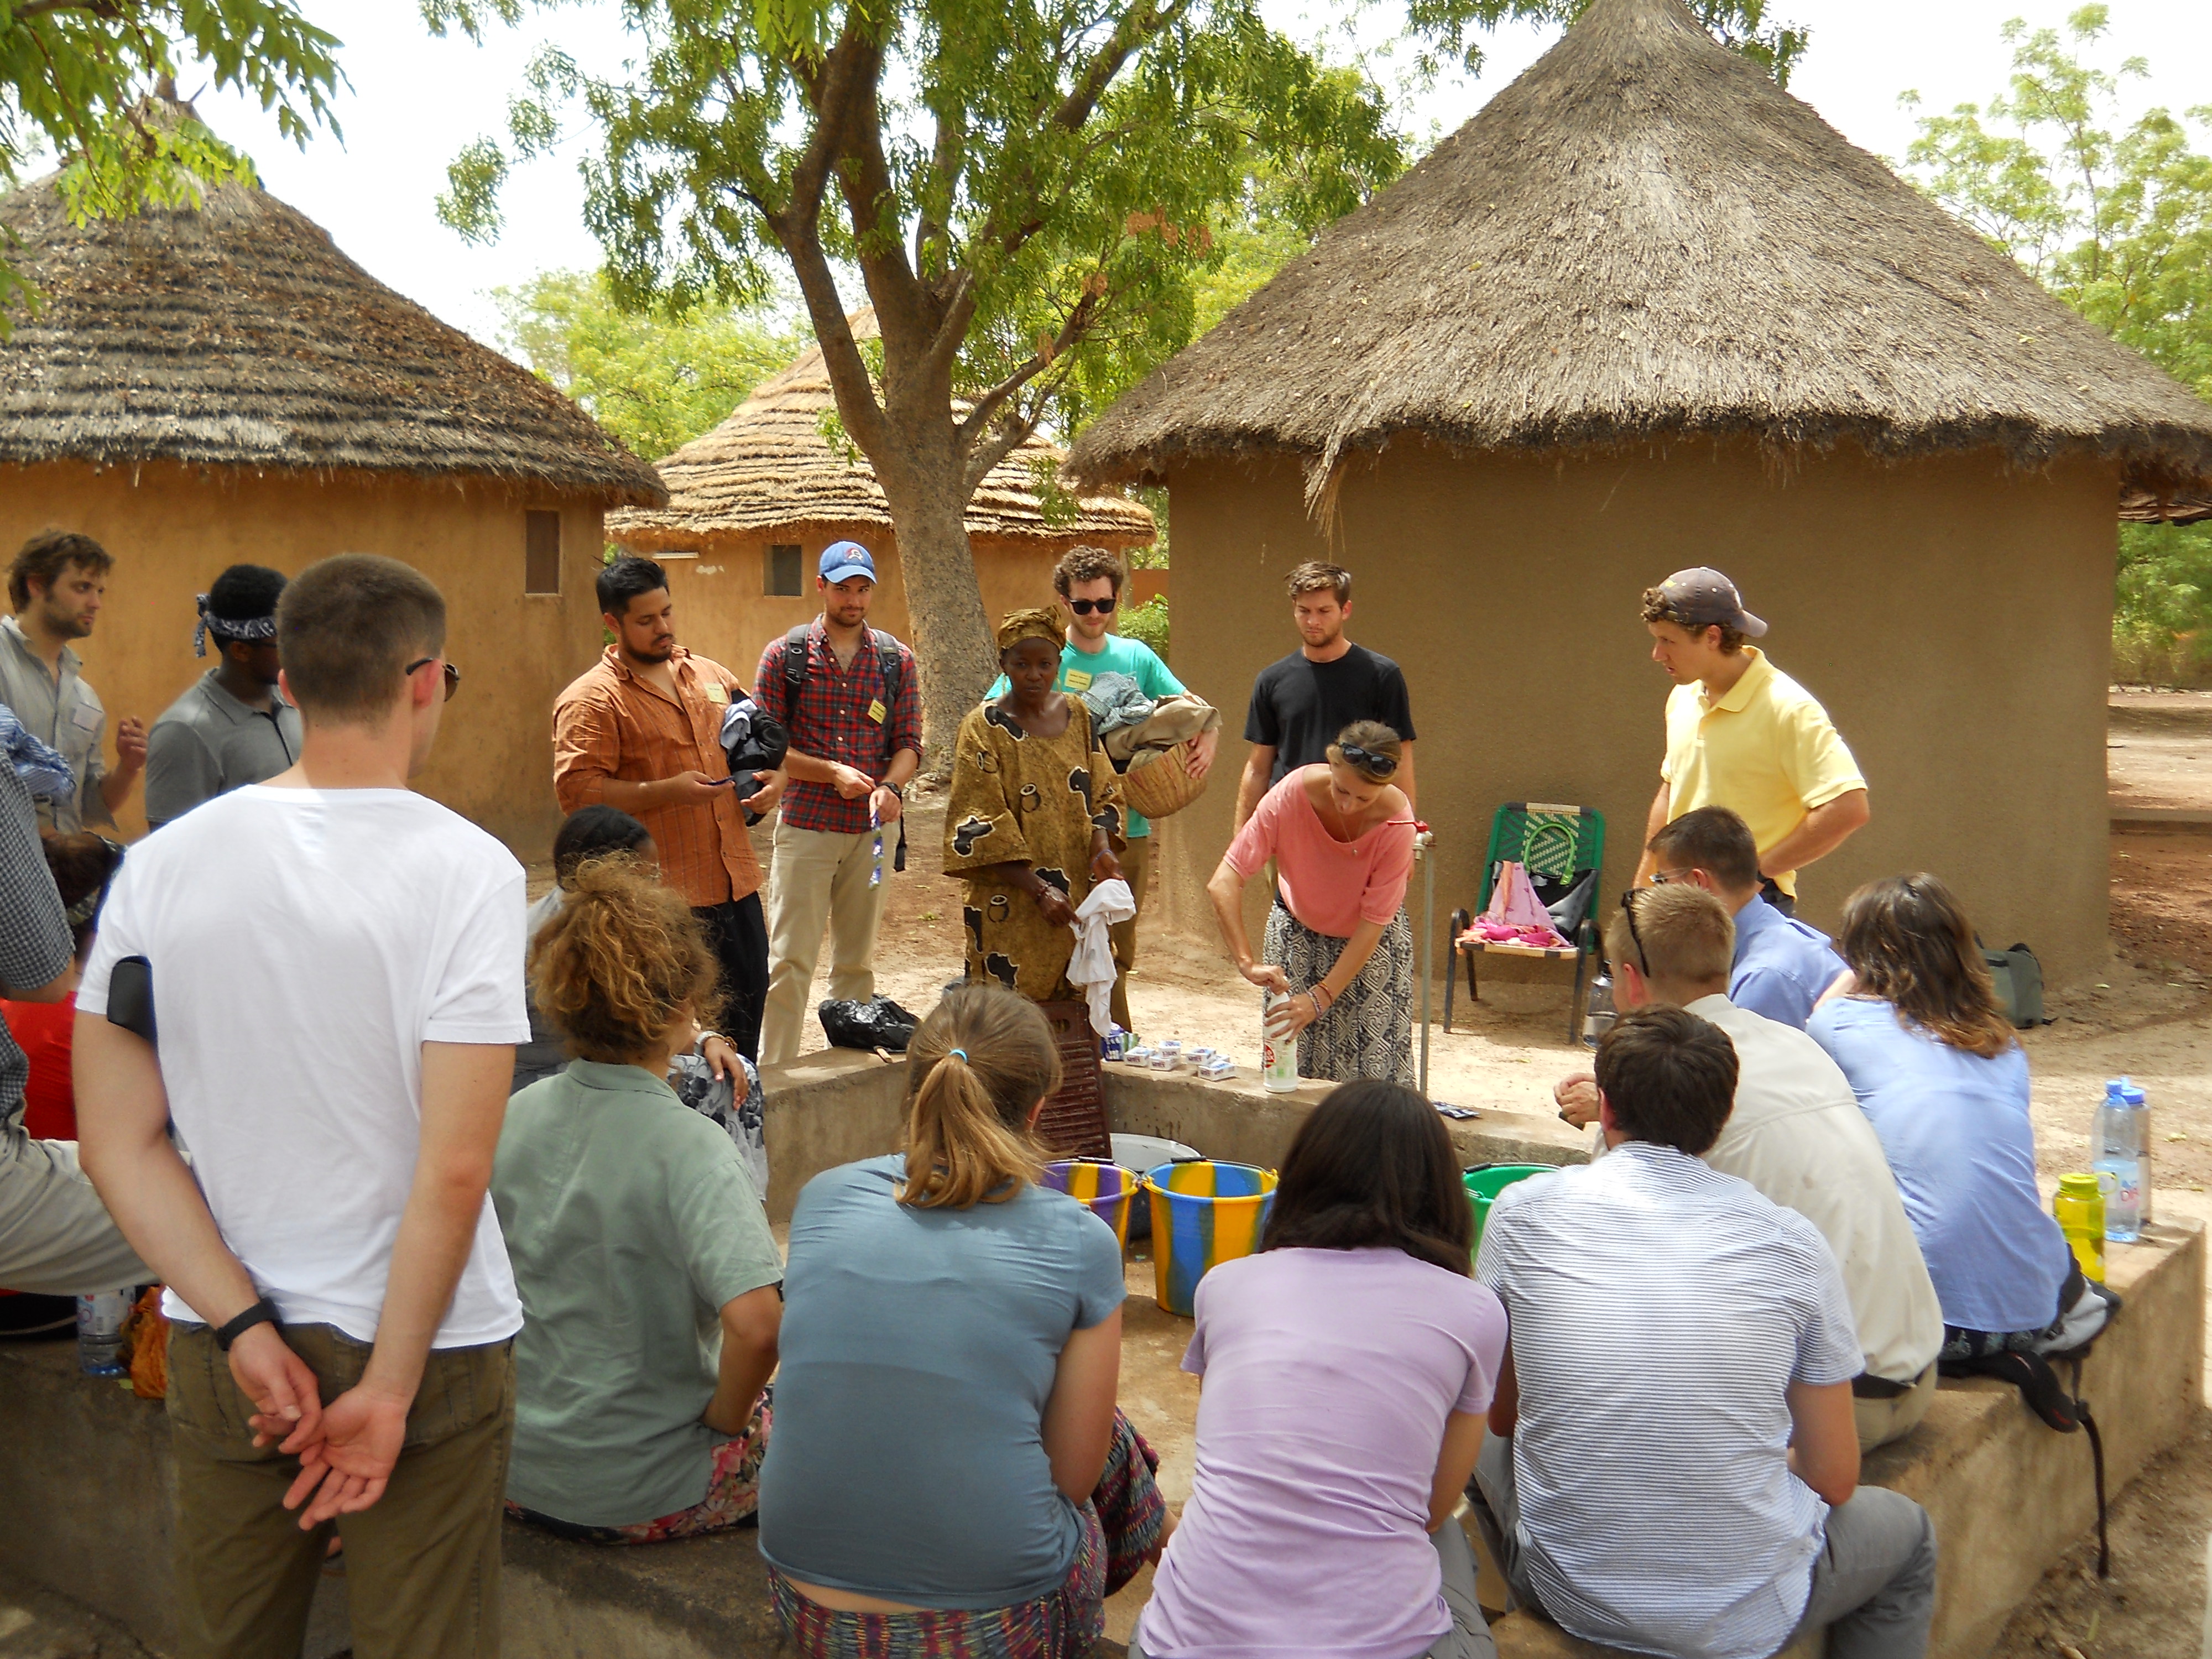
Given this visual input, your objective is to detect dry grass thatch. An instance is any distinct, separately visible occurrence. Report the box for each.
[0,175,665,505]
[1066,0,2212,514]
[607,312,1154,551]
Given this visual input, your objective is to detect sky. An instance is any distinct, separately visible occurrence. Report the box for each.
[186,1,2212,352]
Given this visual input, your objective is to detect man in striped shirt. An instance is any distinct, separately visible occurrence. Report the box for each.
[1472,1006,1937,1659]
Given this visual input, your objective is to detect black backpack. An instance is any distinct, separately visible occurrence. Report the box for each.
[781,624,905,714]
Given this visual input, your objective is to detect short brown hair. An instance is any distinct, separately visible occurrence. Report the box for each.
[1594,1005,1738,1156]
[277,554,446,723]
[530,854,723,1063]
[1647,807,1761,891]
[1640,586,1745,653]
[1052,545,1125,599]
[1605,884,1734,987]
[1286,561,1350,603]
[9,531,112,611]
[1836,873,2017,1060]
[899,984,1060,1209]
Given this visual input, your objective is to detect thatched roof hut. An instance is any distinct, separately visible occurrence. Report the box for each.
[1068,0,2212,515]
[0,159,662,852]
[609,316,1152,685]
[1077,0,2208,984]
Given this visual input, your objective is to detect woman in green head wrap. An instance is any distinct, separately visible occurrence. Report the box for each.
[942,608,1125,1001]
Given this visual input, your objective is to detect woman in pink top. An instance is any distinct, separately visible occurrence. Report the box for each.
[1207,721,1417,1082]
[1130,1081,1506,1659]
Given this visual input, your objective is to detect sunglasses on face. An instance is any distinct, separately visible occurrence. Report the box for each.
[1338,744,1398,778]
[1618,888,1651,978]
[1067,597,1117,616]
[404,658,463,701]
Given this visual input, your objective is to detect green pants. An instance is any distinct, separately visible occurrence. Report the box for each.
[165,1321,515,1659]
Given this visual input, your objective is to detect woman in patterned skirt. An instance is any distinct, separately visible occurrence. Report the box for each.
[943,608,1124,1001]
[1207,720,1418,1083]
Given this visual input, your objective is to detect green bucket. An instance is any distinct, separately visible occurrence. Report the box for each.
[1463,1164,1557,1258]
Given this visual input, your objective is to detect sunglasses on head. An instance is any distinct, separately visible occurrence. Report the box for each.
[1337,743,1397,778]
[1067,597,1117,616]
[404,658,463,701]
[1618,888,1651,977]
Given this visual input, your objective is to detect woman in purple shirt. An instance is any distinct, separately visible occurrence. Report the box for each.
[1133,1082,1508,1659]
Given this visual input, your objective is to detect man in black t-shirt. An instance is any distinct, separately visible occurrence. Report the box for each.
[1234,561,1417,830]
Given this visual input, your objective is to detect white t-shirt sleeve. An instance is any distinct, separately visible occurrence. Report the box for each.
[74,858,143,1018]
[425,868,531,1045]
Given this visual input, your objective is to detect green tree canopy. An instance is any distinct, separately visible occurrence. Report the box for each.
[1902,5,2212,679]
[428,0,1798,748]
[494,269,805,460]
[0,3,341,312]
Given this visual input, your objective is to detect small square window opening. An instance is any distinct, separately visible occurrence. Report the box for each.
[765,543,804,597]
[525,511,562,594]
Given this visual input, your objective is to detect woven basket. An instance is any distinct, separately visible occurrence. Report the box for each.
[1119,741,1208,821]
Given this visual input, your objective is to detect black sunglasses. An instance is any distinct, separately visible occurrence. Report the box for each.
[1067,597,1117,616]
[404,658,462,702]
[1337,743,1398,778]
[1618,888,1651,977]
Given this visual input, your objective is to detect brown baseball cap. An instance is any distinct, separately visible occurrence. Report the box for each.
[1655,567,1767,638]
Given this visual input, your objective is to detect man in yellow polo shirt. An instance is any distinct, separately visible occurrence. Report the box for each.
[1632,568,1868,915]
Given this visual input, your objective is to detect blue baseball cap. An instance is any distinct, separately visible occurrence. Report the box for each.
[819,541,877,585]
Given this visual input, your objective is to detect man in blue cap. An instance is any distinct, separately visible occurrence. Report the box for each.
[752,542,921,1067]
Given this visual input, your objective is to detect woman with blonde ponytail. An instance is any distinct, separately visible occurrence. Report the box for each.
[759,983,1168,1658]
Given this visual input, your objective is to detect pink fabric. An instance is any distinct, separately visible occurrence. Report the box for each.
[1225,769,1416,939]
[1464,861,1568,949]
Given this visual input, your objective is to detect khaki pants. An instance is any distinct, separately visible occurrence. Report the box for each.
[760,817,891,1067]
[0,1127,150,1294]
[1109,832,1151,1035]
[1854,1364,1938,1453]
[166,1322,514,1659]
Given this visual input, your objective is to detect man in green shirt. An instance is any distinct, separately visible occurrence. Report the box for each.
[990,546,1217,1031]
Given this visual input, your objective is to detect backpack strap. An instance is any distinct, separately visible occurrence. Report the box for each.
[782,624,811,697]
[869,628,904,714]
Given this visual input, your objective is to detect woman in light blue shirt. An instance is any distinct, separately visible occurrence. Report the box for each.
[1809,874,2111,1360]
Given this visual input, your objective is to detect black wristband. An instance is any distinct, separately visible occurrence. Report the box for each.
[213,1297,279,1352]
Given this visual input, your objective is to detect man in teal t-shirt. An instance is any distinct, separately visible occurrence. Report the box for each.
[989,546,1217,1031]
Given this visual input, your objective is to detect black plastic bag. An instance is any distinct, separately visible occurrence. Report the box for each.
[818,995,921,1052]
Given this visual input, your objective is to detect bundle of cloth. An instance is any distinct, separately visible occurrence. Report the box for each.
[1082,672,1220,773]
[1458,859,1571,951]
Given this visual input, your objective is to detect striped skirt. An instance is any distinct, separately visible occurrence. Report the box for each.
[1264,901,1415,1086]
[769,1409,1165,1659]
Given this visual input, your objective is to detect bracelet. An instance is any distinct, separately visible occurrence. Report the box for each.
[1308,990,1324,1019]
[696,1030,728,1053]
[214,1297,280,1353]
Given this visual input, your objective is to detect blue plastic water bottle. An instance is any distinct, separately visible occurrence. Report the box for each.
[2093,1077,2151,1244]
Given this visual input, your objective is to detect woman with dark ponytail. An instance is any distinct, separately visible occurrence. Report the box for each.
[759,983,1167,1657]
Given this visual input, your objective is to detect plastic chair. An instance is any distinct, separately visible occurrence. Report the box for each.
[1444,803,1605,1045]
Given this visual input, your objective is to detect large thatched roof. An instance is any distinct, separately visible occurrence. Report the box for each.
[608,314,1154,551]
[1067,0,2212,514]
[0,173,665,505]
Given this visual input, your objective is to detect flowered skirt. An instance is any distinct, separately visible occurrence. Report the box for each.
[506,1387,772,1544]
[1264,901,1415,1086]
[769,1408,1165,1659]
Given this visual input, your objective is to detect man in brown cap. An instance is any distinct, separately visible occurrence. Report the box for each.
[1632,568,1867,914]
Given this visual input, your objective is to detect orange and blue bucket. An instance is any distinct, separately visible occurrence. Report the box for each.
[1042,1159,1141,1248]
[1141,1161,1278,1316]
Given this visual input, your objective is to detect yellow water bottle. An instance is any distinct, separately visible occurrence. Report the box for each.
[2054,1172,2107,1283]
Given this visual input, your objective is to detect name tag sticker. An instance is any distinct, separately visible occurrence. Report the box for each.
[69,702,100,732]
[703,683,728,705]
[867,698,886,723]
[1063,669,1093,692]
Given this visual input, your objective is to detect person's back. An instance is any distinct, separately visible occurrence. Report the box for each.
[1135,1082,1503,1659]
[1729,895,1846,1030]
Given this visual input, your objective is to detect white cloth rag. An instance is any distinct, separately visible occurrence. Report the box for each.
[1070,879,1137,1036]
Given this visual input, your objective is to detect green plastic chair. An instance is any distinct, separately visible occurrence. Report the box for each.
[1445,802,1606,1045]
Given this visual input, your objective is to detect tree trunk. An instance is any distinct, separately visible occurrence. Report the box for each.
[878,467,997,774]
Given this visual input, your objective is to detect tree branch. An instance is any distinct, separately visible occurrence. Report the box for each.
[956,288,1100,463]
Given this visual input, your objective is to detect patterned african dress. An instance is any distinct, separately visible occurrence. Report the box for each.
[944,696,1125,1002]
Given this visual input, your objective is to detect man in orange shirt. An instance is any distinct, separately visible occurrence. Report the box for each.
[554,557,785,1058]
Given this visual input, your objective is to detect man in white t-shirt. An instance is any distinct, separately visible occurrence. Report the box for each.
[76,555,528,1659]
[1556,882,1945,1452]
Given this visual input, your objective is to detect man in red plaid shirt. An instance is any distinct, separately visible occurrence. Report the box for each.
[753,542,922,1067]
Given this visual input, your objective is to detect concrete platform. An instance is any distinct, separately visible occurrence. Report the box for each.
[0,1056,2198,1659]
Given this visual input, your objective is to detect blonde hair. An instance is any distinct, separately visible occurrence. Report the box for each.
[1606,884,1735,985]
[898,984,1060,1209]
[529,854,722,1063]
[1837,874,2017,1060]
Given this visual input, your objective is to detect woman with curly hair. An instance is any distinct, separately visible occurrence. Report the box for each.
[493,854,782,1542]
[1809,873,2113,1364]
